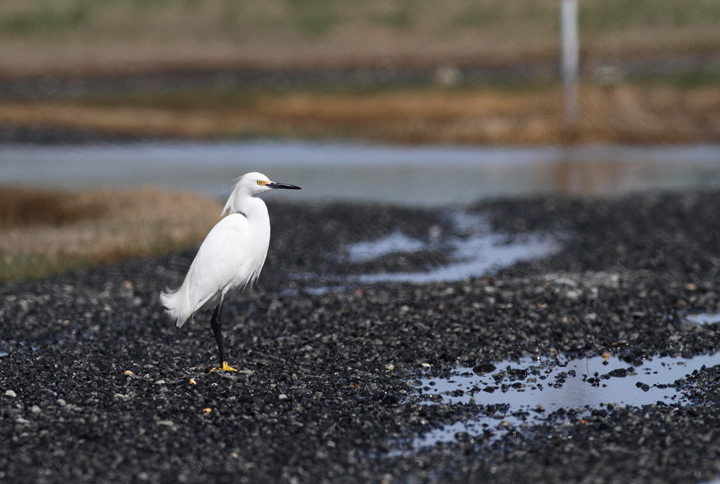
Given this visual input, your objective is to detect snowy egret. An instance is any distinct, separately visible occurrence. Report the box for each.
[160,172,300,371]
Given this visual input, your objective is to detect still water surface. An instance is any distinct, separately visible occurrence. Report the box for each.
[2,141,720,204]
[401,348,720,453]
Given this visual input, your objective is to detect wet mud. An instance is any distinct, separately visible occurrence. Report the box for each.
[2,193,720,483]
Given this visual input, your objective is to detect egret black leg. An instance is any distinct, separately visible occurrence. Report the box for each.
[210,302,237,371]
[210,303,224,363]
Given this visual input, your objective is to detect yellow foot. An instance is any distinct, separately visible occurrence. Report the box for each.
[211,361,238,372]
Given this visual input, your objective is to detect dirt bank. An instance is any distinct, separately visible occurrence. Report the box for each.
[2,81,720,145]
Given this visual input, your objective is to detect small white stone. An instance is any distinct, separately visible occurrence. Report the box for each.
[31,405,41,413]
[584,312,598,322]
[565,290,581,299]
[278,394,288,400]
[57,399,66,406]
[4,390,16,398]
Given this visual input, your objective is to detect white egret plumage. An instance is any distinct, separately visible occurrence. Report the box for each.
[160,172,300,371]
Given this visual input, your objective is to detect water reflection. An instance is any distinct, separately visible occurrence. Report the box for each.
[554,158,640,196]
[401,351,720,452]
[1,141,720,204]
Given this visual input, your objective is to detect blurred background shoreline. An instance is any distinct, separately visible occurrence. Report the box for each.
[1,0,719,281]
[0,0,718,79]
[0,0,718,146]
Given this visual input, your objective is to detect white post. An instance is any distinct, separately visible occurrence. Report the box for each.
[561,0,579,124]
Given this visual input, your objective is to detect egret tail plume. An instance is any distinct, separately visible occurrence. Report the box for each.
[160,284,193,328]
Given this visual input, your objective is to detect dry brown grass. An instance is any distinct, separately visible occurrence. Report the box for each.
[0,187,109,228]
[2,83,719,145]
[0,187,222,281]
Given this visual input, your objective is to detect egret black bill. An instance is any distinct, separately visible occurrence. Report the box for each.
[268,182,301,190]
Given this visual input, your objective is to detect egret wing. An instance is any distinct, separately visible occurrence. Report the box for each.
[184,214,250,313]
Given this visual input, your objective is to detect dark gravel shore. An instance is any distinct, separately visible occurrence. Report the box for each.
[3,192,720,483]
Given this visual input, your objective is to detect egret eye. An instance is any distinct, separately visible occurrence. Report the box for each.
[257,180,267,186]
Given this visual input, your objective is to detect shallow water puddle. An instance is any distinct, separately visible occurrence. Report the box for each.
[356,211,559,284]
[347,232,425,263]
[0,340,41,358]
[345,212,557,285]
[686,312,720,325]
[356,232,556,284]
[294,211,558,292]
[402,351,720,452]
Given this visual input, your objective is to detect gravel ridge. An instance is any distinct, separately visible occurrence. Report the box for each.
[2,193,720,483]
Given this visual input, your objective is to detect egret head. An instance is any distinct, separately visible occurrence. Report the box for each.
[223,172,301,215]
[241,172,273,195]
[238,172,302,195]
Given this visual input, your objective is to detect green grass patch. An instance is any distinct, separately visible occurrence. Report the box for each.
[373,8,413,29]
[580,0,720,31]
[296,11,338,36]
[0,0,718,46]
[626,67,720,89]
[0,5,89,35]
